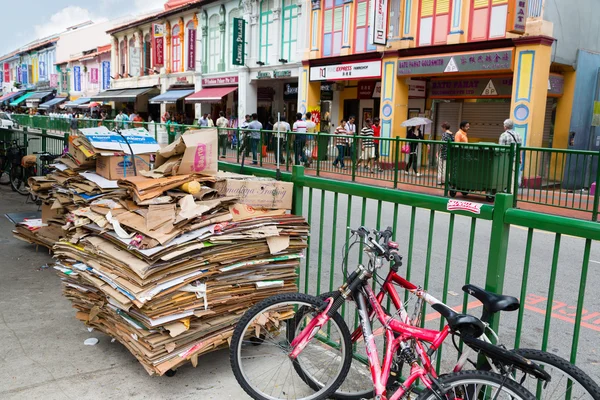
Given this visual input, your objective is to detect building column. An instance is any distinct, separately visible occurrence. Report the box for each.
[271,7,282,65]
[138,30,144,76]
[447,0,468,45]
[219,20,226,72]
[238,67,257,119]
[399,0,418,49]
[381,55,409,148]
[111,37,118,82]
[179,18,185,73]
[510,37,554,148]
[549,69,576,179]
[308,1,321,59]
[166,21,172,74]
[298,63,319,116]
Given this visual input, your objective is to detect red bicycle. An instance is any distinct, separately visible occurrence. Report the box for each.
[230,226,551,400]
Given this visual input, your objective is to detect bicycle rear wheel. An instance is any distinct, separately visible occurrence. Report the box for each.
[229,292,352,400]
[512,348,600,400]
[11,165,34,195]
[416,370,535,400]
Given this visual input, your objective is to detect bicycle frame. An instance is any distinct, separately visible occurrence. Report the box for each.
[290,277,451,400]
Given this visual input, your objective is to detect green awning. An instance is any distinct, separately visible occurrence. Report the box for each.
[9,92,35,106]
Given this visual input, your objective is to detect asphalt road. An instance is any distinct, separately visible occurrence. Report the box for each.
[0,184,598,400]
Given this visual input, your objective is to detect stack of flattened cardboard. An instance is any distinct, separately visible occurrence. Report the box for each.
[14,127,308,375]
[51,198,307,375]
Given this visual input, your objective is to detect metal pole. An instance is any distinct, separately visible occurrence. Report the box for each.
[276,112,281,181]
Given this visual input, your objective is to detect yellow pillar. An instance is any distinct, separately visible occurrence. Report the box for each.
[548,69,576,179]
[510,38,553,148]
[381,55,409,161]
[299,63,320,116]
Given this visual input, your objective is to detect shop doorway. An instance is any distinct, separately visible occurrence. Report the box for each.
[344,99,360,126]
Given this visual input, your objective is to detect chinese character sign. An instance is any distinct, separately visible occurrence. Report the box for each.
[371,0,388,45]
[3,63,9,83]
[507,0,528,34]
[73,66,81,91]
[153,24,165,66]
[90,68,99,84]
[102,61,111,90]
[232,18,245,66]
[187,28,196,70]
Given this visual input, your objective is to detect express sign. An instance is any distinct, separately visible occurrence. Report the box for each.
[309,60,381,81]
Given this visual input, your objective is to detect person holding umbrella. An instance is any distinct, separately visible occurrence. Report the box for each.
[401,117,431,177]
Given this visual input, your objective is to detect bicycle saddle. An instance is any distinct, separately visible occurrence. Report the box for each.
[431,303,485,338]
[462,284,520,314]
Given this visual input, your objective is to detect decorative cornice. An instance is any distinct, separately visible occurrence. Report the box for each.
[513,35,555,47]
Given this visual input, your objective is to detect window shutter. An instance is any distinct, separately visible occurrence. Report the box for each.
[436,0,450,14]
[421,0,434,16]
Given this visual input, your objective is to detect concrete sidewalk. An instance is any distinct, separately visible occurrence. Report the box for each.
[0,185,249,400]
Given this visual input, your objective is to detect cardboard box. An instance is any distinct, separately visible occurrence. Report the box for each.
[156,129,218,176]
[68,137,96,167]
[96,154,151,181]
[220,178,293,210]
[41,202,64,223]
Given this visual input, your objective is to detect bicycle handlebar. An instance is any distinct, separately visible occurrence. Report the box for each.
[350,226,402,267]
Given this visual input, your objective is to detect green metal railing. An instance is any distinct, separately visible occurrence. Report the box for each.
[218,161,599,379]
[10,114,600,220]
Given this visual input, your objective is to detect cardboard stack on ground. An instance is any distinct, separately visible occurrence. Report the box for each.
[13,128,306,375]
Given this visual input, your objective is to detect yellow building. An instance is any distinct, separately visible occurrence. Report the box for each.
[299,0,570,155]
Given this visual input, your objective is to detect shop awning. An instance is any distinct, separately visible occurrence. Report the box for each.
[39,97,68,110]
[64,97,91,108]
[90,87,157,102]
[0,91,24,103]
[185,86,237,102]
[149,89,195,104]
[9,92,35,106]
[26,91,53,102]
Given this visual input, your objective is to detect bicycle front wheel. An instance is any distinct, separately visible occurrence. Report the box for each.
[513,348,600,400]
[229,292,352,400]
[416,370,535,400]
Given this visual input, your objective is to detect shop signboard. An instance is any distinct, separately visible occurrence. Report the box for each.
[507,0,528,34]
[153,24,165,66]
[187,28,196,70]
[397,49,514,77]
[90,68,99,84]
[283,82,298,101]
[102,61,110,90]
[232,18,245,66]
[3,63,9,83]
[320,82,333,100]
[21,64,28,84]
[371,0,388,45]
[548,74,564,96]
[430,77,513,98]
[50,74,58,88]
[408,79,426,98]
[257,71,272,79]
[73,66,81,92]
[274,70,292,78]
[310,60,382,81]
[130,45,141,77]
[358,81,377,99]
[202,76,238,86]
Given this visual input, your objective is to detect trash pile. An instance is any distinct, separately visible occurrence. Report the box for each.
[13,127,306,375]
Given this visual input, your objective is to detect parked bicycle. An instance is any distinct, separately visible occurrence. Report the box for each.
[0,140,15,185]
[230,226,599,400]
[11,138,62,196]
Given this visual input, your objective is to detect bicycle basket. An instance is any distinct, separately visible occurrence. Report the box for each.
[21,155,37,168]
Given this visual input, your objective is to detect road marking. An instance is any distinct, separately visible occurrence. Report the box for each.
[424,300,483,322]
[525,293,600,333]
[590,260,600,265]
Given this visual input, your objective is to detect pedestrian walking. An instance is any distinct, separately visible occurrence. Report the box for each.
[437,122,454,185]
[293,113,308,166]
[345,116,356,163]
[207,114,215,127]
[455,121,470,143]
[332,119,348,169]
[273,118,290,164]
[305,112,316,165]
[240,114,251,156]
[499,119,523,190]
[248,113,263,165]
[358,118,377,173]
[199,113,209,127]
[404,126,424,176]
[216,111,229,158]
[372,117,383,171]
[69,112,79,134]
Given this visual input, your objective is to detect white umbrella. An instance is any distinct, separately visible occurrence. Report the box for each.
[401,117,433,127]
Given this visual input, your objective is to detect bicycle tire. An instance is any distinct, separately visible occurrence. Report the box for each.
[416,370,535,400]
[229,292,353,400]
[11,165,34,196]
[513,348,600,400]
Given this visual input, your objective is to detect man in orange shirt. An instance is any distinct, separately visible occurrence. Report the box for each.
[455,121,470,143]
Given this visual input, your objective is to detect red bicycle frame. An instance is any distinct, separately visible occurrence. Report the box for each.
[289,268,451,400]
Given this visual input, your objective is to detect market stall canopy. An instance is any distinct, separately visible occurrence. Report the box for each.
[185,86,237,102]
[90,87,157,102]
[9,92,35,106]
[39,96,68,110]
[149,89,195,104]
[64,97,91,108]
[26,91,53,102]
[0,91,24,103]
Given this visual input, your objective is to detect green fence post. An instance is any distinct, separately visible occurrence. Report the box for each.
[259,131,263,167]
[444,142,451,197]
[236,128,240,164]
[513,143,521,207]
[592,151,600,222]
[285,132,291,171]
[63,133,69,148]
[291,165,305,216]
[41,130,47,152]
[316,131,321,176]
[484,193,513,334]
[393,137,400,189]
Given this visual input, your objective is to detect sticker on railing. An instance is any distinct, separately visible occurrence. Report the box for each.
[447,200,482,214]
